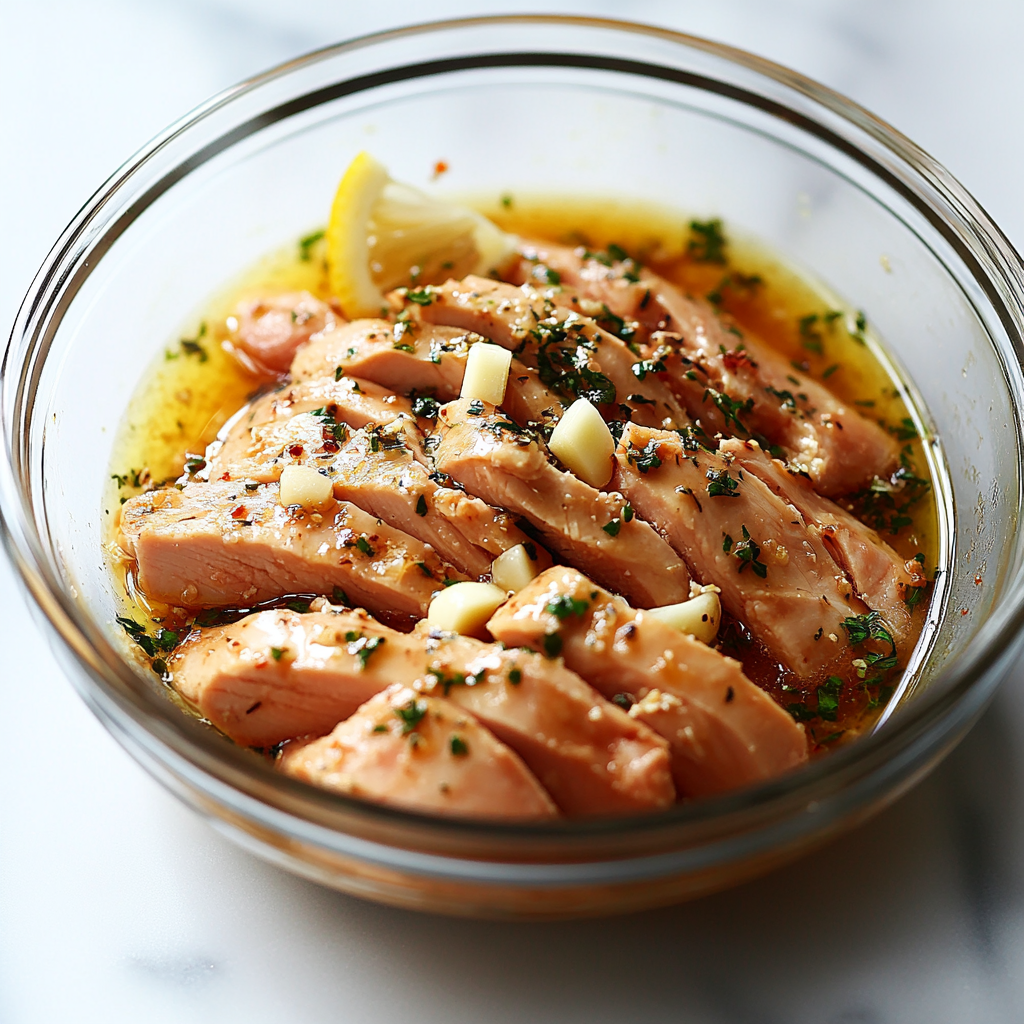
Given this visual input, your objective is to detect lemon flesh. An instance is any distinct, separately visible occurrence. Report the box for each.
[327,151,516,318]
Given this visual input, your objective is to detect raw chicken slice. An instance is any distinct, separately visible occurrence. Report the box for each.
[613,423,868,677]
[722,438,926,648]
[279,684,559,820]
[487,567,808,797]
[169,606,675,815]
[119,481,456,626]
[434,398,691,607]
[229,291,338,376]
[417,276,688,428]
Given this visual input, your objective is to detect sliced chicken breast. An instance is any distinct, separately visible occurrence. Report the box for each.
[119,481,455,626]
[613,423,868,677]
[434,398,691,607]
[487,566,808,797]
[279,683,559,820]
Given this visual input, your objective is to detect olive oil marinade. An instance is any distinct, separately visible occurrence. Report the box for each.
[106,198,942,753]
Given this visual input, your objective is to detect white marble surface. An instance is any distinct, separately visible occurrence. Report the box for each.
[4,2,1024,1020]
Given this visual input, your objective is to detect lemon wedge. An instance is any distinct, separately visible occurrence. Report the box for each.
[326,151,516,317]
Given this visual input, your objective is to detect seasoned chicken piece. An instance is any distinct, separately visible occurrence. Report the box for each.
[723,438,926,648]
[511,242,900,495]
[118,482,456,626]
[204,399,537,578]
[291,318,474,392]
[418,276,688,428]
[434,398,691,607]
[290,316,565,432]
[170,607,674,815]
[614,423,869,677]
[207,375,416,479]
[487,567,808,797]
[229,291,338,376]
[280,684,559,820]
[330,425,536,578]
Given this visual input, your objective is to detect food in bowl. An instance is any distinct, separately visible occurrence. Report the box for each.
[105,152,939,821]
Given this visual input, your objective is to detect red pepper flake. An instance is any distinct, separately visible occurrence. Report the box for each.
[974,575,983,586]
[432,159,449,179]
[321,439,340,453]
[961,608,969,616]
[722,350,756,373]
[219,472,231,481]
[287,444,304,458]
[230,504,247,519]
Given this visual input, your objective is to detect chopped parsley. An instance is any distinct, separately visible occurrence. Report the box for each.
[449,735,469,756]
[467,399,485,415]
[298,229,325,261]
[687,218,728,264]
[411,394,440,419]
[722,533,733,553]
[415,495,428,517]
[625,438,663,474]
[332,586,349,605]
[356,535,374,556]
[116,617,180,659]
[546,594,589,621]
[404,287,435,306]
[270,647,285,662]
[733,525,767,578]
[706,468,740,498]
[704,387,753,434]
[394,697,427,734]
[542,632,563,658]
[508,667,522,685]
[346,633,385,670]
[603,518,621,537]
[842,611,898,674]
[631,354,668,381]
[816,676,844,722]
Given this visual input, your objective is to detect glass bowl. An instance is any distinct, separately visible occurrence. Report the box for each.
[4,15,1024,919]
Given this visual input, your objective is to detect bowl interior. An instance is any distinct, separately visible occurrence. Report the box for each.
[9,19,1024,854]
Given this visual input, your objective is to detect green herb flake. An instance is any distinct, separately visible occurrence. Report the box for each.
[356,535,374,557]
[546,594,589,621]
[816,675,844,722]
[688,218,728,264]
[602,518,621,537]
[733,525,767,578]
[706,468,740,498]
[508,667,522,685]
[626,438,663,474]
[542,632,563,658]
[394,697,427,734]
[405,287,435,306]
[415,495,428,517]
[449,735,469,756]
[270,647,285,662]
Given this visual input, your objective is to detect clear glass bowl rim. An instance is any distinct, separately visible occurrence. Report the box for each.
[4,13,1024,854]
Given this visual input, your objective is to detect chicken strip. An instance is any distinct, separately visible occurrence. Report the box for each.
[280,684,559,820]
[119,481,455,626]
[613,423,869,677]
[434,398,691,607]
[487,567,808,797]
[229,291,338,376]
[722,438,926,648]
[417,276,688,428]
[169,606,674,815]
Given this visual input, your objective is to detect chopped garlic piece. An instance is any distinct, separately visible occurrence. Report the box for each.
[461,342,512,405]
[646,591,721,644]
[427,581,507,638]
[491,543,541,594]
[548,398,614,488]
[279,464,333,510]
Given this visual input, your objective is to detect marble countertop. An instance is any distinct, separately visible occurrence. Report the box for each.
[3,2,1024,1020]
